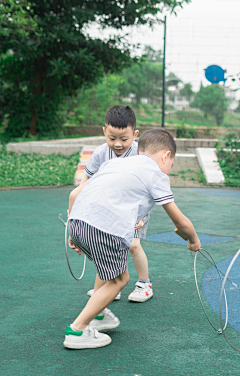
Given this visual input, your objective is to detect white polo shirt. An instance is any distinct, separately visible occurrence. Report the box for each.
[70,154,174,247]
[84,141,138,177]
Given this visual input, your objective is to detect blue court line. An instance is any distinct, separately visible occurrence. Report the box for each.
[201,255,240,333]
[146,231,235,246]
[189,188,240,198]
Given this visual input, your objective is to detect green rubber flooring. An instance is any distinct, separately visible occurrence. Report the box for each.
[1,187,240,376]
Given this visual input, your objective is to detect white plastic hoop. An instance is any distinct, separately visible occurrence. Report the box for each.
[194,248,228,333]
[220,249,240,352]
[59,214,86,281]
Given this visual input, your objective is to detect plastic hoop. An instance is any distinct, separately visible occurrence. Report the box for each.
[220,249,240,352]
[194,248,228,333]
[64,218,86,281]
[59,214,86,281]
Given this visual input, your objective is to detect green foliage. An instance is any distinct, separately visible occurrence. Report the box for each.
[0,0,38,38]
[119,60,163,104]
[197,168,207,185]
[176,123,196,138]
[0,0,189,138]
[216,131,240,187]
[191,84,228,126]
[143,46,163,62]
[62,74,121,126]
[179,83,194,101]
[0,148,79,188]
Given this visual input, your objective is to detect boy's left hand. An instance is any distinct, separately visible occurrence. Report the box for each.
[135,219,144,230]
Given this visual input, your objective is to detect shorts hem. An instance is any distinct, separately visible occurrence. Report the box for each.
[97,265,128,281]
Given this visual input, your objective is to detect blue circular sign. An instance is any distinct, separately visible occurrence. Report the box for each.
[205,65,226,84]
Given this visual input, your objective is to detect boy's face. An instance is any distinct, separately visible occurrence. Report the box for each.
[103,125,139,156]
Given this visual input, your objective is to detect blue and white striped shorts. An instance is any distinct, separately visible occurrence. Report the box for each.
[68,219,129,281]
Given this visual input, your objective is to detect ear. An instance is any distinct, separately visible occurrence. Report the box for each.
[103,127,106,136]
[133,129,139,140]
[162,150,171,163]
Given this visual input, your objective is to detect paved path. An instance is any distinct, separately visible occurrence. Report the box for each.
[74,145,208,187]
[1,187,240,376]
[7,137,222,187]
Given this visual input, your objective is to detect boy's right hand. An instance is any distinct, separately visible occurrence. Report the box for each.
[68,236,81,255]
[187,238,201,252]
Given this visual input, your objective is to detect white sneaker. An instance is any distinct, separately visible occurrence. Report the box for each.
[63,324,111,349]
[90,308,120,331]
[87,289,121,301]
[128,281,153,302]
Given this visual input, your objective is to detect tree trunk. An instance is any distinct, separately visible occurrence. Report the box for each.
[30,56,46,135]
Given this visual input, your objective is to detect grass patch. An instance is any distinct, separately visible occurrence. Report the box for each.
[0,148,79,188]
[197,168,207,185]
[216,131,240,187]
[217,152,240,187]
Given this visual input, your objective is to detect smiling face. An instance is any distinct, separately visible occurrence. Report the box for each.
[103,125,139,156]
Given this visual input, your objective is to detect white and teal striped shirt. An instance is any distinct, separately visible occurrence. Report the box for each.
[84,141,138,177]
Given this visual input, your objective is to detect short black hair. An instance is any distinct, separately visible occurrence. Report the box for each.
[138,128,176,157]
[104,105,136,131]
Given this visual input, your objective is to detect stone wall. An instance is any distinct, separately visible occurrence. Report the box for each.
[63,125,238,139]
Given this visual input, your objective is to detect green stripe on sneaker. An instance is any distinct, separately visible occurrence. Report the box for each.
[94,314,105,321]
[65,326,83,336]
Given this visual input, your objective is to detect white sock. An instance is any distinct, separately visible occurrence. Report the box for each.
[70,324,86,331]
[139,278,151,283]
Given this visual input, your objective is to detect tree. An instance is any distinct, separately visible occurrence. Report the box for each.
[119,60,163,104]
[143,45,163,62]
[179,83,194,101]
[0,0,191,138]
[191,84,228,126]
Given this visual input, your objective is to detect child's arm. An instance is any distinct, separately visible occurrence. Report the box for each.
[163,202,201,252]
[69,180,87,215]
[79,173,90,186]
[67,174,90,217]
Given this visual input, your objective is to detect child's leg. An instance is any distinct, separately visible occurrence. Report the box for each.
[129,237,149,280]
[94,273,107,291]
[128,237,153,302]
[72,269,129,329]
[87,272,122,300]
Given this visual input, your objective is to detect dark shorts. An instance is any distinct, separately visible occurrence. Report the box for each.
[68,219,129,281]
[134,210,151,239]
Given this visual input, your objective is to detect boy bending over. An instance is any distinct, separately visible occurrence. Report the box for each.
[65,128,201,349]
[70,105,153,302]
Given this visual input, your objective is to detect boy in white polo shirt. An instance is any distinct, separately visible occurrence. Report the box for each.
[70,105,153,303]
[64,128,201,350]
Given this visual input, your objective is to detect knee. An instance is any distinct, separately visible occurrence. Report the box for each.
[129,243,141,257]
[115,270,129,288]
[124,271,130,285]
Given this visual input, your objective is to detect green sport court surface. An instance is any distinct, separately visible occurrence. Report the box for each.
[1,187,240,376]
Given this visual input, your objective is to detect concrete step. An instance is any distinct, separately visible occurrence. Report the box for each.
[7,137,217,155]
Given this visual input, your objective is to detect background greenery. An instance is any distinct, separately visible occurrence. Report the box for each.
[0,0,190,139]
[0,147,79,188]
[216,131,240,187]
[0,1,239,188]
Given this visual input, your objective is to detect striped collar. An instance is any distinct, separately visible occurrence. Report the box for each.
[108,145,133,160]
